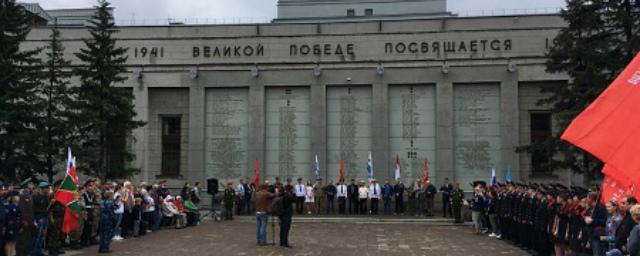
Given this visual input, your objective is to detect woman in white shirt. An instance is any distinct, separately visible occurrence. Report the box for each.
[358,181,369,214]
[113,185,125,241]
[305,181,315,214]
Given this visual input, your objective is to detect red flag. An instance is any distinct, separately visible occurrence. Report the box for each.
[423,159,429,183]
[561,53,640,185]
[600,166,640,204]
[55,148,81,233]
[252,159,260,186]
[339,157,345,182]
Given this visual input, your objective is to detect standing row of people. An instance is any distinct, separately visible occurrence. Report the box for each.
[221,176,460,218]
[468,182,640,256]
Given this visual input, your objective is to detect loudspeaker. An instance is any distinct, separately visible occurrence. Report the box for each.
[207,178,219,195]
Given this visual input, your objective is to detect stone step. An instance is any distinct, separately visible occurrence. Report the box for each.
[230,215,472,225]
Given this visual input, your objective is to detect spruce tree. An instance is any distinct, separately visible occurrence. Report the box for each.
[0,0,45,181]
[74,0,144,179]
[518,0,640,180]
[38,23,78,182]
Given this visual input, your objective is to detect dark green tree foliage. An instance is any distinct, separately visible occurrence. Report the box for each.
[0,0,44,181]
[38,24,77,182]
[74,0,144,179]
[518,0,640,179]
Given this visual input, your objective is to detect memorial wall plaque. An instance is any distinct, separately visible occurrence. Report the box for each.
[389,85,437,184]
[205,88,249,181]
[265,87,311,180]
[453,84,501,189]
[327,86,372,182]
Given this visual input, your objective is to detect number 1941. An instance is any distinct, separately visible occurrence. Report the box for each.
[134,47,164,58]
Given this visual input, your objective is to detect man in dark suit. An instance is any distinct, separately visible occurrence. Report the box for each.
[440,177,453,217]
[279,185,295,248]
[393,180,405,215]
[615,195,638,253]
[347,179,359,215]
[584,192,607,256]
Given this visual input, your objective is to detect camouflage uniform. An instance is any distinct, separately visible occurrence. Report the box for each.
[314,181,325,214]
[69,194,85,248]
[47,200,66,252]
[451,188,465,223]
[92,188,103,239]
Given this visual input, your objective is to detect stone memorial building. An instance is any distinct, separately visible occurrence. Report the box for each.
[22,0,581,190]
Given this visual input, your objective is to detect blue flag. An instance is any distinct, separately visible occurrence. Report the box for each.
[491,168,497,186]
[367,152,373,180]
[506,167,513,183]
[314,154,320,180]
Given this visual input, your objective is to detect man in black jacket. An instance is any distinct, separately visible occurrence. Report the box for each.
[279,185,295,248]
[394,180,405,215]
[616,195,638,253]
[584,192,607,256]
[440,177,453,217]
[347,179,359,215]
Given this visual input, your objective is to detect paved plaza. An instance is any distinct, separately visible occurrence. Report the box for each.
[71,217,528,256]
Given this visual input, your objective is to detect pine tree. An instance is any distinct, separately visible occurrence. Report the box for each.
[38,23,78,182]
[518,0,640,179]
[0,0,45,181]
[74,0,144,179]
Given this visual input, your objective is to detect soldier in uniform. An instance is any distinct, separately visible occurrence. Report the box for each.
[451,182,464,223]
[81,180,97,246]
[16,178,35,256]
[69,186,86,249]
[47,180,66,256]
[92,179,103,243]
[32,181,52,256]
[314,179,325,215]
[223,182,236,220]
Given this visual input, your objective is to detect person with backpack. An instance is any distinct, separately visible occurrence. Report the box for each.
[255,184,277,246]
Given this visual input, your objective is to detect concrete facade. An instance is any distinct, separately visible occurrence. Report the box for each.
[276,0,450,23]
[22,14,574,190]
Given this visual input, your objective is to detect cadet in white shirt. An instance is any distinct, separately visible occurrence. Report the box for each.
[294,178,306,214]
[336,180,348,214]
[368,179,382,215]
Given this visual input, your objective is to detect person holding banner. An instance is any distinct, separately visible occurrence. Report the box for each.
[47,181,66,256]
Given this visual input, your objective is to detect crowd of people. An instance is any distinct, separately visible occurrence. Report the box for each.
[0,177,202,255]
[7,173,640,256]
[221,176,464,220]
[468,182,640,256]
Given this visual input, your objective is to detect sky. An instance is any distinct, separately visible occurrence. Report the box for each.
[31,0,568,24]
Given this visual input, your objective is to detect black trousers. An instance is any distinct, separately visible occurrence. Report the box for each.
[279,214,292,247]
[338,197,346,214]
[395,196,404,214]
[442,195,452,217]
[327,197,335,214]
[359,199,367,214]
[296,197,305,214]
[225,206,233,220]
[81,208,94,245]
[349,197,359,214]
[370,198,379,215]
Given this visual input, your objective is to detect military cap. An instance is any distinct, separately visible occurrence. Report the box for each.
[19,177,33,188]
[38,181,51,188]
